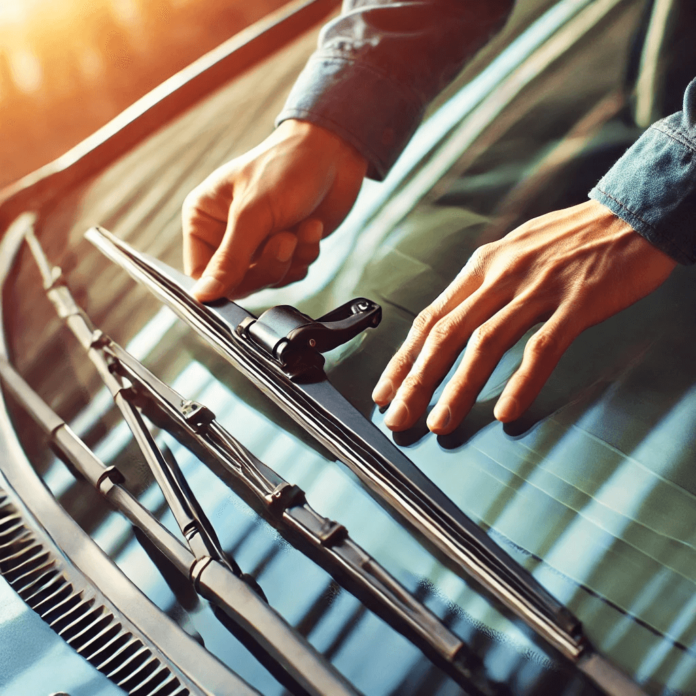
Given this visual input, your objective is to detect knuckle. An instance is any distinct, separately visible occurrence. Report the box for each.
[390,350,415,375]
[412,308,436,337]
[209,246,236,274]
[401,372,428,394]
[526,330,560,359]
[466,245,484,267]
[429,318,456,347]
[468,322,497,353]
[182,188,204,222]
[297,243,320,265]
[181,190,197,215]
[466,243,495,277]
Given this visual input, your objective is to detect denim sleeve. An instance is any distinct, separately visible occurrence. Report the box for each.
[590,79,696,264]
[276,0,514,180]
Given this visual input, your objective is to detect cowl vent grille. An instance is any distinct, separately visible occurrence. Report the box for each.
[0,490,189,696]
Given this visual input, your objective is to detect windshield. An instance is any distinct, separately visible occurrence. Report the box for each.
[3,0,695,694]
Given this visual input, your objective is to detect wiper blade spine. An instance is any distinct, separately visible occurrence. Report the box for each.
[23,228,362,696]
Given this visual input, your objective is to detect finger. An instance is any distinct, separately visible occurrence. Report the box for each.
[296,218,324,244]
[310,168,364,237]
[372,259,487,408]
[268,218,321,281]
[184,232,217,280]
[423,297,551,434]
[192,199,273,301]
[493,310,578,423]
[264,218,322,289]
[293,241,321,268]
[182,201,226,278]
[273,264,309,288]
[229,232,297,299]
[382,284,510,431]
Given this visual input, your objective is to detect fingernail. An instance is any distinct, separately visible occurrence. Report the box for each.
[494,395,518,422]
[192,275,224,300]
[427,404,451,432]
[275,236,297,263]
[384,400,409,430]
[372,378,394,405]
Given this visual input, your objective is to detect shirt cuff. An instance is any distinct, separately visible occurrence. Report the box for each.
[589,119,696,265]
[276,55,424,181]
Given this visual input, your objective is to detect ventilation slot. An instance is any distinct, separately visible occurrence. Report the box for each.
[0,486,189,696]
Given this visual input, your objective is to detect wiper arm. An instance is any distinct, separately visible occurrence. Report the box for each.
[21,230,360,696]
[85,226,647,696]
[0,357,363,696]
[26,229,239,578]
[104,314,500,695]
[27,230,501,694]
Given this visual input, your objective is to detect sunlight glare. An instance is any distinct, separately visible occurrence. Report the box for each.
[110,0,139,26]
[0,1,28,27]
[9,47,43,93]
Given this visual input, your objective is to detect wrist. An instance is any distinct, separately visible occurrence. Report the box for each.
[278,118,368,174]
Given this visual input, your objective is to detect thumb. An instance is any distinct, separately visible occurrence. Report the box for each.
[191,199,273,301]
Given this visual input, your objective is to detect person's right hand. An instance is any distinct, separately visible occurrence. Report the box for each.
[182,119,368,301]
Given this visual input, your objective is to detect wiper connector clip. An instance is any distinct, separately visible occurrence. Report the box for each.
[237,298,381,378]
[180,399,215,429]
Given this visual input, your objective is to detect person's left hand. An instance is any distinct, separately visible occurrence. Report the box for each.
[371,200,677,433]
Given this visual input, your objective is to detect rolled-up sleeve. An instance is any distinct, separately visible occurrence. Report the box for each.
[276,0,514,180]
[590,78,696,264]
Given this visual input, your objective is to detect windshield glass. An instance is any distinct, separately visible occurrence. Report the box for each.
[4,0,695,694]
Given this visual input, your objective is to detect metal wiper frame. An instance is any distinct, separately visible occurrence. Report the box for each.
[24,226,505,695]
[13,230,359,696]
[25,231,244,579]
[0,358,361,696]
[86,225,648,696]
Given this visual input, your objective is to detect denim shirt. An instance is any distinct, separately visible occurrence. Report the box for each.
[589,79,696,264]
[277,0,514,180]
[277,1,696,265]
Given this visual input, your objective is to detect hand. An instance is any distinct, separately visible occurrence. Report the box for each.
[372,200,677,433]
[182,119,368,300]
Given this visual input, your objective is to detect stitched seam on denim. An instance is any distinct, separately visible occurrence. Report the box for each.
[652,123,696,154]
[594,188,693,262]
[595,187,656,231]
[308,54,426,109]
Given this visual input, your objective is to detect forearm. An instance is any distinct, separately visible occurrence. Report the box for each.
[277,0,514,180]
[590,78,696,264]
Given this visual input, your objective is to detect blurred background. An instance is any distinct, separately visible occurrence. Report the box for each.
[0,0,290,189]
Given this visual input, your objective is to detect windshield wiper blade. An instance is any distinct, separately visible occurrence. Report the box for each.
[104,316,502,696]
[0,357,363,696]
[25,229,240,578]
[26,229,502,694]
[20,230,360,696]
[86,226,647,696]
